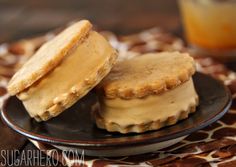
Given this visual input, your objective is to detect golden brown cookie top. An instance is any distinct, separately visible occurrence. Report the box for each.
[17,30,118,121]
[7,20,92,95]
[98,52,196,99]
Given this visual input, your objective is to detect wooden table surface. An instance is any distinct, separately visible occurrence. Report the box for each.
[0,0,180,42]
[1,1,235,167]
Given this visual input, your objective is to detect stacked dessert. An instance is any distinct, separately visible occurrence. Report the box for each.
[96,52,198,133]
[7,20,198,133]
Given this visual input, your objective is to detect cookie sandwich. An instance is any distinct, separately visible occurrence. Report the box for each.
[7,20,118,121]
[95,52,199,133]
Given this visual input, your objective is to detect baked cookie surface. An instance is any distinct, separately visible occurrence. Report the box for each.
[98,52,195,99]
[8,20,92,95]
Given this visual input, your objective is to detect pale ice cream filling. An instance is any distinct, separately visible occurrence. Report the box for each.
[98,78,198,127]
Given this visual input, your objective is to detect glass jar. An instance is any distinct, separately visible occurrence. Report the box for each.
[179,0,236,61]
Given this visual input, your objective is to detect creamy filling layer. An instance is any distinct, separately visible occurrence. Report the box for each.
[98,78,198,127]
[17,31,115,117]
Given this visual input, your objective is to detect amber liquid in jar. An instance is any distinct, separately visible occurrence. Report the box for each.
[179,0,236,60]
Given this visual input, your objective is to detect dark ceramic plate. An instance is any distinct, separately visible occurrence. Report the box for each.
[1,73,232,150]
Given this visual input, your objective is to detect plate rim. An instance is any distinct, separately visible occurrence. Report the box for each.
[1,72,232,149]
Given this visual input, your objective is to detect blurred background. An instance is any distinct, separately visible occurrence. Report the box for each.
[0,0,180,43]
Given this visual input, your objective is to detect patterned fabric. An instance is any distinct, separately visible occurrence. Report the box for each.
[0,28,235,167]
